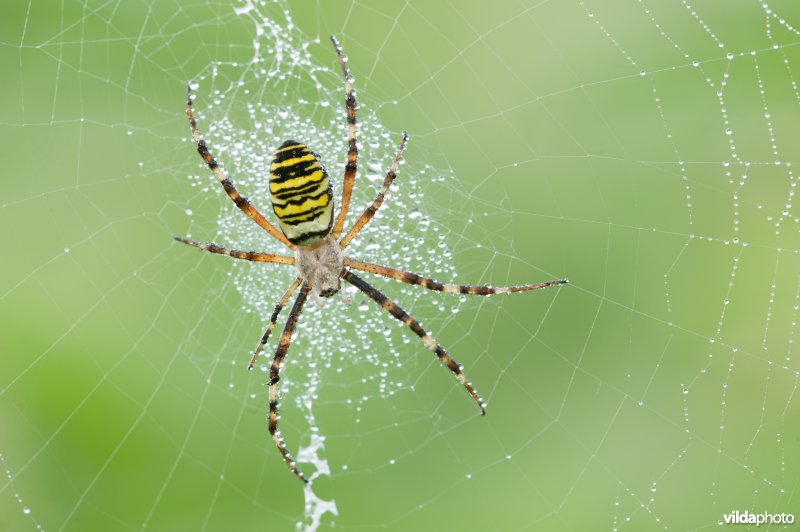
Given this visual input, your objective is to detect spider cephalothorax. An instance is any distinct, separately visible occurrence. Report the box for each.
[177,35,567,483]
[293,235,343,299]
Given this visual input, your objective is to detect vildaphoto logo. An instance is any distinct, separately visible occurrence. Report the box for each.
[722,510,795,526]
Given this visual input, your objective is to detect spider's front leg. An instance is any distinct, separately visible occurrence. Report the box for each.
[343,270,486,414]
[268,282,312,483]
[248,277,303,370]
[344,258,568,294]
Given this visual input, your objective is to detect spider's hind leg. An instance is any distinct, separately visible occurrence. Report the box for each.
[330,35,359,239]
[173,237,294,265]
[186,85,293,248]
[339,132,407,250]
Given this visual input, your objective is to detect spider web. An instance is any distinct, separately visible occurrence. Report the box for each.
[2,0,799,530]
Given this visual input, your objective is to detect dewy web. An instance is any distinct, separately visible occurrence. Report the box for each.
[174,7,570,525]
[3,0,800,530]
[179,34,567,484]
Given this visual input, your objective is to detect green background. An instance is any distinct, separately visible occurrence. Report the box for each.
[2,1,799,530]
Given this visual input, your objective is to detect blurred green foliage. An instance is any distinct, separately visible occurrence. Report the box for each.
[1,1,799,530]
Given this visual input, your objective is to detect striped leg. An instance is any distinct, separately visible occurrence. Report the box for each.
[268,282,312,483]
[187,85,293,248]
[339,132,408,249]
[330,35,359,239]
[345,258,568,294]
[173,237,295,265]
[342,270,486,415]
[248,277,303,370]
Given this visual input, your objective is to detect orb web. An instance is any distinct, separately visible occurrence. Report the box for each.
[182,4,463,525]
[3,0,800,530]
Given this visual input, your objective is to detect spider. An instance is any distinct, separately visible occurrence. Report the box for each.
[177,35,567,483]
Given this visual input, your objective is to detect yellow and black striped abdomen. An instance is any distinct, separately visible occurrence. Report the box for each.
[269,140,334,246]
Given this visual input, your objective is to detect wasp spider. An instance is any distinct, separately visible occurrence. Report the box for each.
[177,36,567,483]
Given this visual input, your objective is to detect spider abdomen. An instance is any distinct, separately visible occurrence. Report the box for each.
[269,140,334,246]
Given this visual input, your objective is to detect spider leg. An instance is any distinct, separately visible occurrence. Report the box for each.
[268,282,312,483]
[248,277,303,370]
[345,258,568,294]
[186,85,293,249]
[330,35,359,239]
[339,132,408,249]
[173,237,294,265]
[342,270,486,415]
